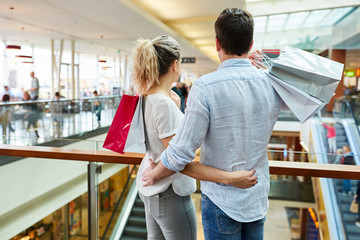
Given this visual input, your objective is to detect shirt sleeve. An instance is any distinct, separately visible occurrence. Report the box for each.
[161,82,210,172]
[155,98,183,139]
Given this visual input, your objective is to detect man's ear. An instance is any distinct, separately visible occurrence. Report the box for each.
[249,40,254,51]
[215,37,221,52]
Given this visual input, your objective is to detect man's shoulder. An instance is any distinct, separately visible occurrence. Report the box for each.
[194,70,223,87]
[195,66,268,87]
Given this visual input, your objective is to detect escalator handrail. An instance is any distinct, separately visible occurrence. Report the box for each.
[101,165,137,240]
[343,100,360,140]
[334,99,360,136]
[311,118,346,240]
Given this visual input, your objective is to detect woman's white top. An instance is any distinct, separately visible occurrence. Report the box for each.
[136,94,196,196]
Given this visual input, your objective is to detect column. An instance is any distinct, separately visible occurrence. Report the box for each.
[327,49,346,112]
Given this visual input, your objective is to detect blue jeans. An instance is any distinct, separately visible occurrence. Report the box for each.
[343,179,351,193]
[201,193,265,240]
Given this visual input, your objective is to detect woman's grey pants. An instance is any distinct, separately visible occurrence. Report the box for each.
[139,185,197,240]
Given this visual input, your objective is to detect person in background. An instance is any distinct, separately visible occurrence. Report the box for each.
[334,148,343,164]
[180,83,188,112]
[93,91,102,122]
[125,85,136,95]
[1,94,15,132]
[51,92,66,137]
[23,91,40,137]
[29,72,40,100]
[341,145,355,195]
[344,86,351,96]
[142,8,284,240]
[2,86,15,100]
[323,122,336,153]
[171,81,182,98]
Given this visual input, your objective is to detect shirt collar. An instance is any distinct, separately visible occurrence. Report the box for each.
[218,58,252,70]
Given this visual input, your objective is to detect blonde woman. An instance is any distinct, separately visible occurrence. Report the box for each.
[133,35,257,240]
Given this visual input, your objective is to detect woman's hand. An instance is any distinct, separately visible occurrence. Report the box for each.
[169,90,181,109]
[142,159,158,186]
[225,169,258,188]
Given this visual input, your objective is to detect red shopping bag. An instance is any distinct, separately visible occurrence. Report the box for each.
[103,94,146,154]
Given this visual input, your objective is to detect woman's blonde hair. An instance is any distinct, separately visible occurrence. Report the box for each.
[131,35,181,95]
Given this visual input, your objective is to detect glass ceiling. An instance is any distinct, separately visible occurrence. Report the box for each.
[254,7,354,33]
[253,7,356,49]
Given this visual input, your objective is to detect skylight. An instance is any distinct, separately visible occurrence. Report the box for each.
[254,16,267,33]
[283,12,309,30]
[267,14,287,32]
[319,7,355,27]
[251,6,358,50]
[302,9,331,28]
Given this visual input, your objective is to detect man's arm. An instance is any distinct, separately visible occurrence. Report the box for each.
[142,133,258,188]
[182,161,257,188]
[142,159,258,188]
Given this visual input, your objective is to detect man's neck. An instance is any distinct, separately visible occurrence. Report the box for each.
[220,52,249,62]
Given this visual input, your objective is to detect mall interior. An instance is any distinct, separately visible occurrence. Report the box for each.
[0,0,360,240]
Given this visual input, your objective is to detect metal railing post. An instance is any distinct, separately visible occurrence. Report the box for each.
[88,162,101,240]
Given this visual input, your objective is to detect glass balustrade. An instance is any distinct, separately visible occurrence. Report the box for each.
[0,96,121,144]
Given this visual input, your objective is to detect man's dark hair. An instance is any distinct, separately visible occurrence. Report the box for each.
[215,8,254,56]
[55,92,60,97]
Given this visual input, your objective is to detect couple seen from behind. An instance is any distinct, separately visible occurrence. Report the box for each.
[131,7,284,240]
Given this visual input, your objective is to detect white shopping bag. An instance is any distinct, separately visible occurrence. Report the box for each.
[270,46,344,103]
[124,96,146,153]
[267,72,326,123]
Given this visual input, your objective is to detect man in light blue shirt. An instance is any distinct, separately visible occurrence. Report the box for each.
[142,8,283,240]
[29,71,39,100]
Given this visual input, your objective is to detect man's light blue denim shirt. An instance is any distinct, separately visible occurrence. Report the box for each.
[161,58,283,222]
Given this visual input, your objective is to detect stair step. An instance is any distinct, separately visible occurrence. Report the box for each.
[346,223,360,234]
[135,198,144,207]
[343,213,359,223]
[123,225,147,237]
[128,215,146,227]
[336,136,347,142]
[121,235,147,240]
[132,206,145,217]
[341,204,358,214]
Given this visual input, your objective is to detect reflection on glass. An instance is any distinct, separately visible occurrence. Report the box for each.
[0,96,121,145]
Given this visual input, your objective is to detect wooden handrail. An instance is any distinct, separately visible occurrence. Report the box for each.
[1,144,360,180]
[0,144,144,165]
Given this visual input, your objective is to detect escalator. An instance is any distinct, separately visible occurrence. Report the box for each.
[333,179,360,240]
[120,194,147,240]
[100,167,147,240]
[322,122,360,240]
[304,98,360,240]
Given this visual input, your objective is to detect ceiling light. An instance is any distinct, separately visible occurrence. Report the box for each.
[6,45,21,50]
[16,55,32,59]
